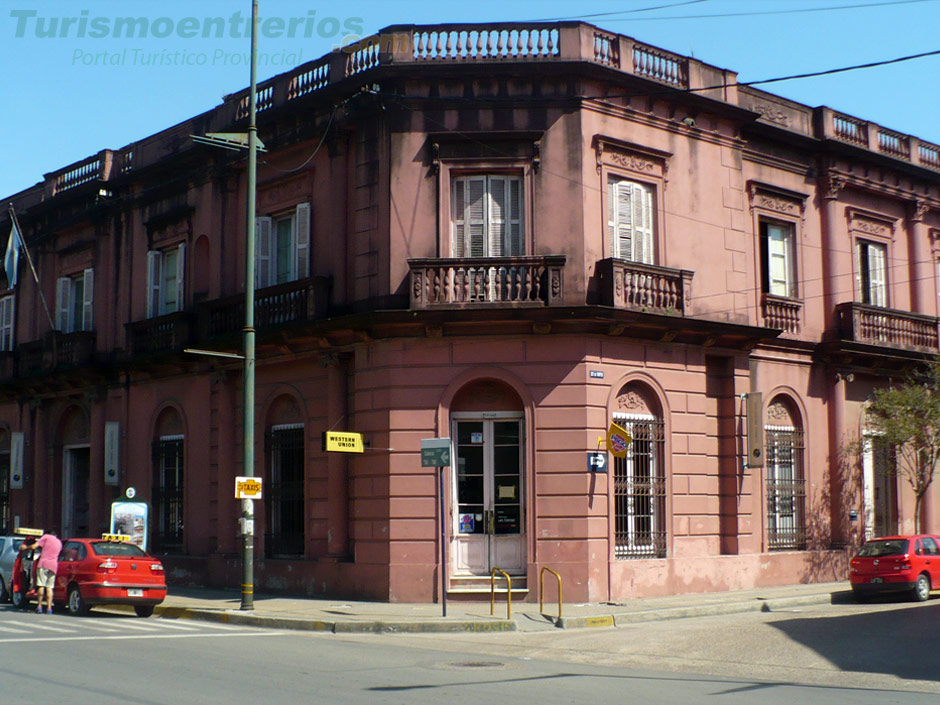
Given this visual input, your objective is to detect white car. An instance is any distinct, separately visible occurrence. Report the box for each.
[0,535,27,603]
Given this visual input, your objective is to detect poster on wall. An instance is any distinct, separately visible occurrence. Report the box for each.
[110,501,150,551]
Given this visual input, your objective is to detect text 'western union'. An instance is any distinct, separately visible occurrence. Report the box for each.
[322,431,364,453]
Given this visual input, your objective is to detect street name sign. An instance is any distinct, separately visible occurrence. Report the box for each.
[421,437,451,467]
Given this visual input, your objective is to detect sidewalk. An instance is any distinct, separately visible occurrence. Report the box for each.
[119,581,854,633]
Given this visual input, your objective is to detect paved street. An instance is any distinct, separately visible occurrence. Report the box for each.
[2,597,939,704]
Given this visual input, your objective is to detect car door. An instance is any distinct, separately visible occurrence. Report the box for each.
[53,541,84,602]
[921,536,940,586]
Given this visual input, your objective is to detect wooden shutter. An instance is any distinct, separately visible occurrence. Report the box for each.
[488,175,507,257]
[295,202,310,280]
[869,242,886,306]
[82,268,94,331]
[507,176,523,256]
[56,276,71,331]
[633,182,654,264]
[147,251,160,318]
[255,217,272,288]
[610,179,633,260]
[467,177,486,257]
[175,243,186,312]
[453,179,466,258]
[0,295,13,350]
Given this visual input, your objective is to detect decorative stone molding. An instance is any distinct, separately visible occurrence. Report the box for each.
[750,102,790,127]
[747,182,806,217]
[822,173,846,201]
[616,389,653,415]
[766,401,790,423]
[594,136,670,180]
[911,200,930,223]
[848,208,896,239]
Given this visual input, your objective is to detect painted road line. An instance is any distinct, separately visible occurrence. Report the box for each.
[4,620,76,633]
[0,624,31,633]
[0,631,282,644]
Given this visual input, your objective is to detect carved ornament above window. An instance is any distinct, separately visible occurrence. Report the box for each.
[594,136,669,181]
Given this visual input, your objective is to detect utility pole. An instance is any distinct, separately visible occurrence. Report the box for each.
[240,0,259,611]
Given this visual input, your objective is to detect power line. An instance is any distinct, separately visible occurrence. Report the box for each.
[532,0,711,22]
[582,0,939,22]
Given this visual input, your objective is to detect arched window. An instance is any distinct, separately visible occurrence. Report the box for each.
[152,408,184,552]
[612,384,666,559]
[764,397,805,550]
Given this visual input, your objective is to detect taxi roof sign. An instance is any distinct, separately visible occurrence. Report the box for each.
[101,533,131,542]
[14,527,43,537]
[322,431,364,453]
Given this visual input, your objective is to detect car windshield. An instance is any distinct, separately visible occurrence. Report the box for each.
[90,542,148,558]
[859,539,909,557]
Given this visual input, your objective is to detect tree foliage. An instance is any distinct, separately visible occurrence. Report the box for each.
[862,360,940,533]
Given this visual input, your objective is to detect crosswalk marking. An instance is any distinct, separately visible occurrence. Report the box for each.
[4,619,76,633]
[0,631,282,644]
[0,624,30,633]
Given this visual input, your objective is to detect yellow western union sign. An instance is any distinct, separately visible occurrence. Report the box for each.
[322,431,364,453]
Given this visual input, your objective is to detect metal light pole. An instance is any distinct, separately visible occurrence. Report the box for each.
[240,0,260,611]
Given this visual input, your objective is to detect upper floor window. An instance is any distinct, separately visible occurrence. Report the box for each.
[452,175,523,258]
[56,268,94,333]
[857,239,887,307]
[0,295,13,351]
[256,202,310,289]
[608,177,654,264]
[147,244,185,318]
[760,220,797,298]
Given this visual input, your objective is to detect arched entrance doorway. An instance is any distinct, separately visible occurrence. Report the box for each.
[449,379,526,579]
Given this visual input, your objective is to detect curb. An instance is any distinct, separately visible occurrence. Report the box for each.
[109,590,851,633]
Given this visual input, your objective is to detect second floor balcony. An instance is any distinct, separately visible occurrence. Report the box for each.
[16,330,97,376]
[596,258,693,316]
[836,302,939,353]
[408,256,566,309]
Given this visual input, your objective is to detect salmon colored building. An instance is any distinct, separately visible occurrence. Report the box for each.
[2,23,939,603]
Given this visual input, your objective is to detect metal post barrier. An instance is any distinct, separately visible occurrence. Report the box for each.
[539,567,562,620]
[489,567,512,619]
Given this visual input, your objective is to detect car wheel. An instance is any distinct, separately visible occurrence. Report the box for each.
[67,586,89,616]
[134,605,155,618]
[0,576,7,603]
[11,589,27,610]
[912,573,931,602]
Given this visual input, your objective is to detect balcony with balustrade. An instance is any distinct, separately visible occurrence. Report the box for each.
[835,302,939,354]
[408,256,565,309]
[13,331,97,377]
[596,258,693,316]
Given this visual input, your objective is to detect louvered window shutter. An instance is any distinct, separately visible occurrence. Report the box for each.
[147,251,161,318]
[453,179,466,258]
[255,217,273,288]
[507,176,523,256]
[633,183,654,264]
[56,277,71,331]
[488,175,507,257]
[295,202,310,279]
[869,243,886,306]
[82,268,94,331]
[467,177,486,257]
[611,180,633,260]
[175,243,186,312]
[0,296,13,350]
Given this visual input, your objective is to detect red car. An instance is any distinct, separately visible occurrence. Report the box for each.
[849,534,940,602]
[13,536,167,617]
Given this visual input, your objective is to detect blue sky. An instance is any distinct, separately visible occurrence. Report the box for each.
[2,0,939,200]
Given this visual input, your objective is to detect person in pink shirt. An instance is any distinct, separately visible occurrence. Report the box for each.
[34,530,62,614]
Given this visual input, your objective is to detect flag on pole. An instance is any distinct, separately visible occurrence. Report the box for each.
[4,217,21,289]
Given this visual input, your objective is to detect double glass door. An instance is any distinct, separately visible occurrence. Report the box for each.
[451,416,525,576]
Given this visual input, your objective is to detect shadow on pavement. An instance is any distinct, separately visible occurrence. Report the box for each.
[768,598,940,682]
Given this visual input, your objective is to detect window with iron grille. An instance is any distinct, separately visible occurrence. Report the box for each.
[613,415,667,559]
[152,436,184,552]
[765,426,806,550]
[264,424,305,557]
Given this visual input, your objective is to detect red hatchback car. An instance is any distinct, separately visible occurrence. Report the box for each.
[849,535,940,602]
[54,538,167,616]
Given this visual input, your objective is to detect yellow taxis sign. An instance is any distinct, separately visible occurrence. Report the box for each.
[14,527,43,537]
[101,533,131,542]
[235,476,263,499]
[322,431,364,453]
